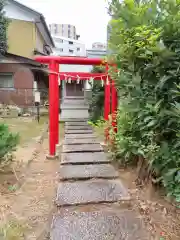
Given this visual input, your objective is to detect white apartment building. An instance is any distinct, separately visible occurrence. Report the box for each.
[52,35,86,57]
[92,42,107,50]
[86,42,107,72]
[52,35,89,72]
[87,42,107,58]
[49,23,80,40]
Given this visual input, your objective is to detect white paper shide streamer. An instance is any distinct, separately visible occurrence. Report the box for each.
[85,78,92,90]
[106,76,109,85]
[101,77,104,87]
[58,73,108,86]
[64,74,68,83]
[77,76,80,84]
[90,77,94,87]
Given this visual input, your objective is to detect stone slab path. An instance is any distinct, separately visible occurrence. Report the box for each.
[66,125,92,130]
[65,133,96,139]
[64,138,98,145]
[59,164,119,180]
[62,143,103,153]
[51,207,149,240]
[65,129,93,134]
[61,152,110,165]
[50,121,150,239]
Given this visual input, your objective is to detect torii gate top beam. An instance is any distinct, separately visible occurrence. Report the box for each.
[35,56,107,65]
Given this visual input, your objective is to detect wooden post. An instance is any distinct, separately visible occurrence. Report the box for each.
[104,64,111,142]
[55,62,59,145]
[48,61,57,157]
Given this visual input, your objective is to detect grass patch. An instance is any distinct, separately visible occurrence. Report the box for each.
[0,116,48,145]
[0,219,27,240]
[88,120,106,141]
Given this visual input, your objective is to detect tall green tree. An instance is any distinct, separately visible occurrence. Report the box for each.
[108,0,180,202]
[0,1,17,166]
[0,0,8,54]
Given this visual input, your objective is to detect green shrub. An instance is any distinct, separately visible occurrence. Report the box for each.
[108,0,180,202]
[89,66,105,122]
[0,124,19,164]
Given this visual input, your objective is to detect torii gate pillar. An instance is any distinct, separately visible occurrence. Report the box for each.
[48,61,59,157]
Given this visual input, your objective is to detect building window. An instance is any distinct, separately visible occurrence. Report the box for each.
[69,41,73,45]
[55,38,63,43]
[68,29,71,38]
[0,73,14,90]
[74,26,76,39]
[77,47,80,51]
[54,24,58,34]
[69,49,73,53]
[59,48,63,52]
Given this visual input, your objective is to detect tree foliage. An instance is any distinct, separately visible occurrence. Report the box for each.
[89,66,105,122]
[0,124,19,165]
[0,1,16,166]
[108,0,180,202]
[0,0,8,54]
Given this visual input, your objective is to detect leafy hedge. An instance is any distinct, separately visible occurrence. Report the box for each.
[108,0,180,202]
[0,124,19,164]
[89,66,105,122]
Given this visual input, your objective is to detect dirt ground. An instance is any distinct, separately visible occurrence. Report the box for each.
[0,117,48,194]
[0,119,179,239]
[0,135,61,239]
[0,118,64,239]
[117,166,180,240]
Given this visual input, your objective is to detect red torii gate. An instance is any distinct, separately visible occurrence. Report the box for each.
[35,56,118,158]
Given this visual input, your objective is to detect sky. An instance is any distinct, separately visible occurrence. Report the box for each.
[17,0,110,48]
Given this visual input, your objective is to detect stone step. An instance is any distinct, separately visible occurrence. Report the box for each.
[60,109,89,121]
[61,105,89,110]
[59,164,119,180]
[65,121,88,126]
[60,118,89,122]
[65,125,92,131]
[50,207,150,240]
[56,179,130,206]
[64,119,89,122]
[62,101,88,106]
[62,97,87,104]
[61,152,110,165]
[65,129,93,134]
[62,144,103,153]
[65,134,96,139]
[64,138,98,145]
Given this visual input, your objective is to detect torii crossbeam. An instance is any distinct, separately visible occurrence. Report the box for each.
[35,56,118,158]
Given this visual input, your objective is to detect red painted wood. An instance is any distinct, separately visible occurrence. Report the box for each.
[111,80,118,133]
[49,61,57,156]
[35,56,106,65]
[55,62,59,144]
[59,72,107,80]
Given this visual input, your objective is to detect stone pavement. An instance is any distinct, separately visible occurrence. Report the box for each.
[50,121,150,239]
